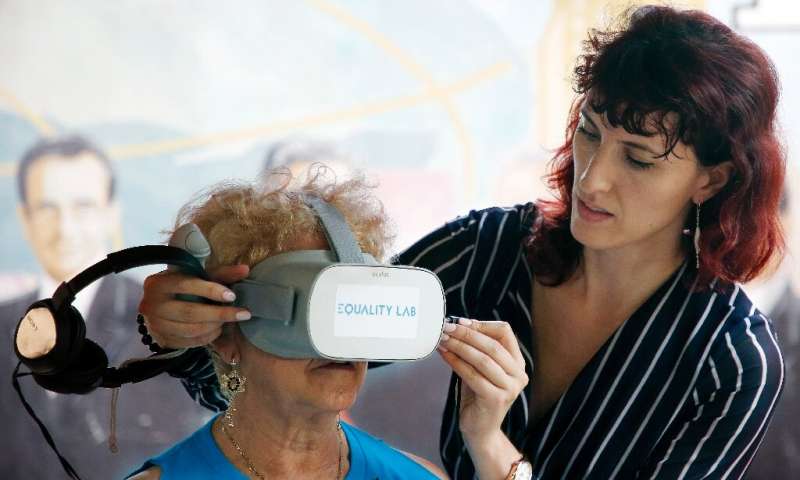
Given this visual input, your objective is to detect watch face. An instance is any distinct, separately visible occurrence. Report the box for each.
[514,460,533,480]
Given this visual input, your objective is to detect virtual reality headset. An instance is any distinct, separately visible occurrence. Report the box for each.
[206,195,446,361]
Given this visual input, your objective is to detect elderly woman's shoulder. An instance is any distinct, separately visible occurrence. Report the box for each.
[127,466,161,480]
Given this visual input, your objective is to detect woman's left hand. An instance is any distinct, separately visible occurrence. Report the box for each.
[438,318,529,442]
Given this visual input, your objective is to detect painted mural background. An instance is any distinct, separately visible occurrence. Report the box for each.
[1,1,798,477]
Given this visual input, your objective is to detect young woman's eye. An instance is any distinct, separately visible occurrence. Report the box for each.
[577,125,600,141]
[627,155,654,170]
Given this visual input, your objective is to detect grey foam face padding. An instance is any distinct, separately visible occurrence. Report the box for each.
[235,250,377,358]
[230,282,295,325]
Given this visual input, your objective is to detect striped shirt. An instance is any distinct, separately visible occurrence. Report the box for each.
[178,204,784,479]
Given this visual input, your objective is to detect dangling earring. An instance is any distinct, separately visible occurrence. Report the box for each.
[221,359,246,428]
[693,202,702,270]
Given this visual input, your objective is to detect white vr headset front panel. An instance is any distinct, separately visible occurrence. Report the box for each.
[307,264,445,361]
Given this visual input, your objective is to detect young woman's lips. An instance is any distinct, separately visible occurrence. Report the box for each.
[577,198,614,222]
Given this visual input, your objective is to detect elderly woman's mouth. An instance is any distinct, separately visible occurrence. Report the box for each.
[313,360,357,370]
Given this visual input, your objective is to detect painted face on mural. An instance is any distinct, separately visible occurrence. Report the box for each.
[18,153,118,282]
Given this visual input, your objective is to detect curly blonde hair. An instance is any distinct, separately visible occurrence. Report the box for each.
[169,165,394,267]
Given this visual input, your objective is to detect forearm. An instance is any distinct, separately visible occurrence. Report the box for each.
[463,430,523,480]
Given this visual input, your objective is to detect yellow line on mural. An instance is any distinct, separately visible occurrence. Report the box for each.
[0,61,511,175]
[448,61,511,91]
[110,61,509,159]
[109,91,433,159]
[306,0,478,200]
[0,87,54,136]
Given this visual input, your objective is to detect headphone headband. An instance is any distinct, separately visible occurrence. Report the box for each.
[52,246,207,311]
[13,243,211,392]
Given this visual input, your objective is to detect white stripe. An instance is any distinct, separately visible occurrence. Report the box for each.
[655,420,692,472]
[585,276,699,477]
[709,314,767,476]
[494,308,531,425]
[433,245,475,274]
[656,284,740,443]
[532,394,564,466]
[559,263,688,479]
[537,320,629,474]
[518,391,529,433]
[517,337,534,377]
[720,315,785,479]
[676,332,743,480]
[705,358,719,405]
[477,211,509,296]
[452,217,479,234]
[536,303,633,472]
[692,402,707,422]
[407,225,464,266]
[649,390,709,477]
[441,378,462,461]
[195,366,217,378]
[643,285,739,469]
[496,246,523,306]
[643,302,732,479]
[493,307,533,368]
[602,280,710,479]
[515,291,531,323]
[521,249,533,281]
[742,434,769,480]
[453,445,468,479]
[692,389,700,407]
[710,357,721,390]
[445,281,464,295]
[459,212,488,316]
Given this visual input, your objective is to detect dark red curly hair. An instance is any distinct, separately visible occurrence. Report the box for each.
[527,5,785,288]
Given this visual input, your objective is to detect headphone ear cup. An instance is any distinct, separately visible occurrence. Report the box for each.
[60,305,88,366]
[16,302,88,376]
[33,339,109,395]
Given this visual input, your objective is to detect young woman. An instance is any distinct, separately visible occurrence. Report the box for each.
[138,6,785,479]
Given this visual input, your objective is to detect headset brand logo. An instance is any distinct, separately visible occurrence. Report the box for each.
[371,271,390,279]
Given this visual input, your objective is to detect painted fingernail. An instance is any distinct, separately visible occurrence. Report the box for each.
[458,318,472,326]
[440,333,451,342]
[222,290,236,302]
[443,323,457,333]
[235,311,251,321]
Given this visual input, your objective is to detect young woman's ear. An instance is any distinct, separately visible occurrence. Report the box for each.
[694,161,735,204]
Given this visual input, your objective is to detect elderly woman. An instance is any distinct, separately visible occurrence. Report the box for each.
[128,171,449,479]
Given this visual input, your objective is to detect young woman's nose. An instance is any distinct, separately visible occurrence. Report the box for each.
[578,146,616,194]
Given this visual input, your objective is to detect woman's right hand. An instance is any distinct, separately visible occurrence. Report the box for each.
[138,265,251,348]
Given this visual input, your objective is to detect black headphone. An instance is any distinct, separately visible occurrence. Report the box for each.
[13,245,210,393]
[11,245,210,479]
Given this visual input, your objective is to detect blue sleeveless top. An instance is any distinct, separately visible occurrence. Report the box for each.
[128,415,439,479]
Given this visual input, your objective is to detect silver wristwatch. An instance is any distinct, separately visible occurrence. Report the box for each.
[506,458,533,480]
